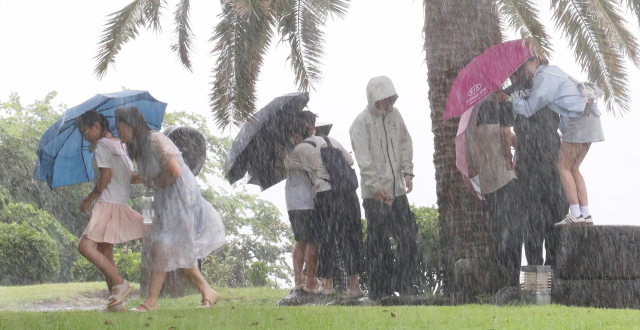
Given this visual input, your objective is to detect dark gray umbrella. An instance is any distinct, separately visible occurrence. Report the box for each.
[315,122,333,136]
[162,125,207,176]
[225,92,310,190]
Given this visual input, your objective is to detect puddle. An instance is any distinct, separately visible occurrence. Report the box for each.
[2,289,140,312]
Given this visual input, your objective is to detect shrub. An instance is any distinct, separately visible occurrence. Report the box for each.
[0,222,60,285]
[0,202,79,283]
[247,262,269,287]
[71,248,141,283]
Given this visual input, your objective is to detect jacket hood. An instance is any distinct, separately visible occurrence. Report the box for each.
[366,76,397,116]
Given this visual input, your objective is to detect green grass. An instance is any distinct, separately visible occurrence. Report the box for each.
[2,283,640,329]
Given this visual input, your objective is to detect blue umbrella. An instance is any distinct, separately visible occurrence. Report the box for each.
[33,90,167,189]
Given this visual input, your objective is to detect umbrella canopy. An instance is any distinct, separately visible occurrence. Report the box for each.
[455,104,482,201]
[225,92,310,190]
[315,122,333,136]
[34,90,167,189]
[444,40,531,121]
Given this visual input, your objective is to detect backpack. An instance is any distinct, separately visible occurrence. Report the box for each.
[305,136,359,193]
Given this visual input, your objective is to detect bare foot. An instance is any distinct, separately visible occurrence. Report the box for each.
[199,288,221,308]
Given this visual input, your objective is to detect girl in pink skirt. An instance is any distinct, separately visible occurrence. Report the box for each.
[76,111,146,312]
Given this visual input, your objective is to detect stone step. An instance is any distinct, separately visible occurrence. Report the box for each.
[555,226,640,280]
[552,279,640,309]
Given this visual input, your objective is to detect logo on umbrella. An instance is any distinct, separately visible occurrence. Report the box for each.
[467,84,482,97]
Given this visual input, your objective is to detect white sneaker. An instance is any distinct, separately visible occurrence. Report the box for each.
[583,215,594,225]
[554,214,588,227]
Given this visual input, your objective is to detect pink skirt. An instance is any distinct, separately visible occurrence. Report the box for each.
[83,202,146,244]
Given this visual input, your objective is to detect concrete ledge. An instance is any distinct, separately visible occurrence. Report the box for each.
[555,226,640,280]
[552,278,640,309]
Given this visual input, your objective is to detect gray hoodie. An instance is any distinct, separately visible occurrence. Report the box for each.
[349,76,414,199]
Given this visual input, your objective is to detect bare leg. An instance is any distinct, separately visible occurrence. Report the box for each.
[142,270,167,308]
[557,143,580,205]
[304,244,319,289]
[292,241,306,286]
[78,237,124,286]
[570,143,591,206]
[180,266,220,305]
[323,278,334,291]
[96,243,116,292]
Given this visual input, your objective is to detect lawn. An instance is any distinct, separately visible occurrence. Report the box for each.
[1,283,640,329]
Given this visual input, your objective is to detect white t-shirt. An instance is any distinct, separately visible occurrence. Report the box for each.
[285,169,314,211]
[284,135,355,196]
[92,138,134,205]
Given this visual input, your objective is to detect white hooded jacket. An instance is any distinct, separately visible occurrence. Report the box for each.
[349,76,414,199]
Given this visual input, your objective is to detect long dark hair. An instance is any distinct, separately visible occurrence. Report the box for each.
[114,106,152,161]
[76,111,111,138]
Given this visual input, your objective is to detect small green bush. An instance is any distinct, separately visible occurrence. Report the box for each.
[0,201,79,283]
[71,248,141,283]
[247,262,269,287]
[0,222,60,285]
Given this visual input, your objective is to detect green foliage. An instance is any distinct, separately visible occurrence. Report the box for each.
[0,92,93,239]
[0,199,79,283]
[71,248,142,283]
[200,187,293,288]
[412,204,442,295]
[247,262,269,287]
[0,222,60,286]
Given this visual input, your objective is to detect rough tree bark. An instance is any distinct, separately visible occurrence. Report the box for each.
[423,0,503,297]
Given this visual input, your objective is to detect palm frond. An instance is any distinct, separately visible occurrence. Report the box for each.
[551,0,630,114]
[94,0,148,79]
[311,0,350,19]
[226,0,273,18]
[144,0,166,33]
[625,0,640,27]
[279,0,327,91]
[210,1,275,129]
[496,0,553,58]
[171,0,195,71]
[586,0,640,66]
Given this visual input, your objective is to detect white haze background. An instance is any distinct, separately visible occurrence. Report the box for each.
[1,1,638,242]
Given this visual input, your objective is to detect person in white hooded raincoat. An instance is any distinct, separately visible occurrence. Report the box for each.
[349,76,419,300]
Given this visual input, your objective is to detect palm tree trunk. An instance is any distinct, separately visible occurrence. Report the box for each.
[423,0,502,297]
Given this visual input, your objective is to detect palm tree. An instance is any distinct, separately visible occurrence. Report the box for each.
[94,0,349,129]
[424,0,640,296]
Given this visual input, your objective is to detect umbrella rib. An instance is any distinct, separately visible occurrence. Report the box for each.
[52,127,79,162]
[63,98,113,123]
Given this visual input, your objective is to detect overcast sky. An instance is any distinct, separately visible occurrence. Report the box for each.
[1,0,638,229]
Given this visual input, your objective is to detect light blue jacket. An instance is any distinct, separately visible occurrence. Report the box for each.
[512,65,601,133]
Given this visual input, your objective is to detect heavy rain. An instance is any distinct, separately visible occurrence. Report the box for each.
[1,0,640,329]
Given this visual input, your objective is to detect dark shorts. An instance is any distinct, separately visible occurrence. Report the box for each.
[288,210,318,244]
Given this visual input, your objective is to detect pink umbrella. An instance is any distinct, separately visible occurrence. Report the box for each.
[455,105,482,201]
[443,39,531,121]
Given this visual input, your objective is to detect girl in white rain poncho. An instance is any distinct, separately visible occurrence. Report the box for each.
[115,106,225,312]
[496,57,604,227]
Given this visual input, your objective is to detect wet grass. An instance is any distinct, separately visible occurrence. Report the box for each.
[2,284,640,329]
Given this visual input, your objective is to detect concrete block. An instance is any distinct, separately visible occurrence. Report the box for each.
[555,226,640,280]
[552,278,640,309]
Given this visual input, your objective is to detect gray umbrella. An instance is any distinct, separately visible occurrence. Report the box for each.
[225,92,310,190]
